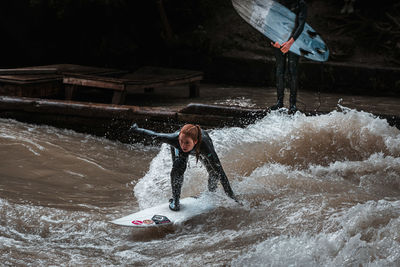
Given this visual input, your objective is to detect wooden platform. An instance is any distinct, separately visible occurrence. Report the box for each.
[0,64,126,98]
[62,66,203,104]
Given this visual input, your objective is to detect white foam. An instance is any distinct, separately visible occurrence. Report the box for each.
[232,200,400,266]
[134,107,400,206]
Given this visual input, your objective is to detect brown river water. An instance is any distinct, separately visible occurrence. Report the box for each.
[0,107,399,266]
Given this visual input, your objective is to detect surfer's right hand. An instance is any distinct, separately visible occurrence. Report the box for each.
[271,41,281,48]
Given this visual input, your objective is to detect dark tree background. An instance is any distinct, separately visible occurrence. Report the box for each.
[0,0,165,68]
[0,0,399,70]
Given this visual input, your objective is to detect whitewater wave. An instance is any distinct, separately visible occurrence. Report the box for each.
[134,107,400,207]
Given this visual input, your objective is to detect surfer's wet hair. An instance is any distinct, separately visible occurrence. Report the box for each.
[180,124,202,162]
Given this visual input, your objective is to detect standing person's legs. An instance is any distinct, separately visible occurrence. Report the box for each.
[270,48,286,110]
[288,51,300,113]
[169,147,188,211]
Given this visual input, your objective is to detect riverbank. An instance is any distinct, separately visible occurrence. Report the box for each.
[1,82,399,145]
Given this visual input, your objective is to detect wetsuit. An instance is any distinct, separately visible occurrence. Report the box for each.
[270,0,307,113]
[129,125,236,210]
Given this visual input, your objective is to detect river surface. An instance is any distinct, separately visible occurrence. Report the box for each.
[1,107,400,266]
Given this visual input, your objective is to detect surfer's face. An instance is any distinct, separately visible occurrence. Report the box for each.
[179,134,197,152]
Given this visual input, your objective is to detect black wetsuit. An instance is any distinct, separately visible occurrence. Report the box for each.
[271,0,307,112]
[130,126,236,209]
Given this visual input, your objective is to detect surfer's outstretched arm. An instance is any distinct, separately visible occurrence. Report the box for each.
[129,123,178,147]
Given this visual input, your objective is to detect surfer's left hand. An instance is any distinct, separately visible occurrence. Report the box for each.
[231,195,243,205]
[281,37,294,54]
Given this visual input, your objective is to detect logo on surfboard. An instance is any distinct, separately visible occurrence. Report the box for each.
[152,215,171,225]
[131,216,170,226]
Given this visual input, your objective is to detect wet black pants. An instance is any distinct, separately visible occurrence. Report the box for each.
[170,147,188,201]
[274,48,300,106]
[170,147,220,200]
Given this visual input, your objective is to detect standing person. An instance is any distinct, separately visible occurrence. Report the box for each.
[269,0,307,114]
[129,123,237,211]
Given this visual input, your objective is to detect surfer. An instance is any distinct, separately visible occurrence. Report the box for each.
[269,0,307,114]
[129,123,237,211]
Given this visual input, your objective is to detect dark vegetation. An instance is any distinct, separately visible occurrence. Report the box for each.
[0,0,399,70]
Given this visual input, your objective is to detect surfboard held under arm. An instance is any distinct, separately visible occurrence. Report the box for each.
[232,0,329,62]
[110,196,216,228]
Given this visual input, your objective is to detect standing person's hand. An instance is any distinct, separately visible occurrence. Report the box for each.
[280,37,295,54]
[271,41,281,48]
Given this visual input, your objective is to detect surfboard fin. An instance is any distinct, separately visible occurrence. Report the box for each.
[299,48,312,56]
[307,30,318,39]
[316,47,326,55]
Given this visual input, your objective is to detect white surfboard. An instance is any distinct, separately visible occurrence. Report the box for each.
[110,196,216,228]
[232,0,329,62]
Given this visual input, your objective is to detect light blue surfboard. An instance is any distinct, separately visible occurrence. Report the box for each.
[232,0,329,62]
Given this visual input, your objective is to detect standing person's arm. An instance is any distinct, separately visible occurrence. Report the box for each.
[129,123,178,147]
[291,0,307,41]
[280,0,308,53]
